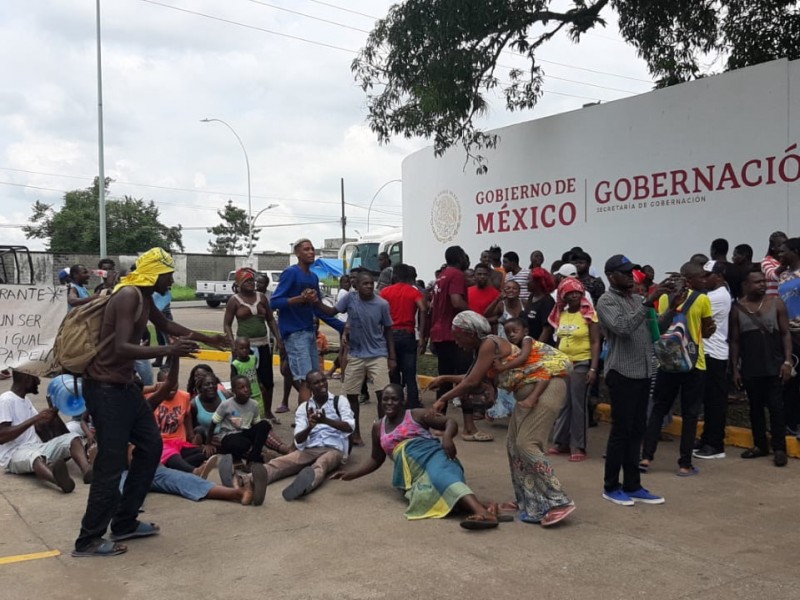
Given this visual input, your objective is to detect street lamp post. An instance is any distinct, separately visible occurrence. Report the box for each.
[200,118,253,258]
[366,179,402,231]
[248,204,279,260]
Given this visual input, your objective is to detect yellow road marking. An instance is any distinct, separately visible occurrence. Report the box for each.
[0,549,61,565]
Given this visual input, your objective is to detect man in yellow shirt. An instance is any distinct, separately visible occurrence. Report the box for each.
[639,262,716,477]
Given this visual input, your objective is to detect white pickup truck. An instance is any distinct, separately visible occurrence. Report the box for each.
[195,269,283,307]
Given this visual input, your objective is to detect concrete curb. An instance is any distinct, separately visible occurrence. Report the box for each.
[196,350,797,458]
[595,402,800,458]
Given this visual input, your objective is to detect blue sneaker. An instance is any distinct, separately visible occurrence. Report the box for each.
[602,489,634,506]
[627,487,665,504]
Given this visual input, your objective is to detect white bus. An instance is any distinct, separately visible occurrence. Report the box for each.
[338,227,402,273]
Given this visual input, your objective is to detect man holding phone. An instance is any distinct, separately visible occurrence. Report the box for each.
[262,370,354,501]
[640,262,716,477]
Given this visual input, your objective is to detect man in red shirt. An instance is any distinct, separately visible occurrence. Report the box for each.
[380,264,427,408]
[468,263,501,317]
[428,247,491,441]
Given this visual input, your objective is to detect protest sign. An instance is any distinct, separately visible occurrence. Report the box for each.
[0,285,66,374]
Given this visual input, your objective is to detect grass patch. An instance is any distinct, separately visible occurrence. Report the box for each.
[171,285,196,302]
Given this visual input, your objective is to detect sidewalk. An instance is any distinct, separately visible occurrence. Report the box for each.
[0,360,796,599]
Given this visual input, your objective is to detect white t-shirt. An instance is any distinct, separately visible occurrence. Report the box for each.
[704,286,732,361]
[0,391,42,468]
[335,288,349,323]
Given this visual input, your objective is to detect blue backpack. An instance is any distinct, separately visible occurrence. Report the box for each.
[653,291,700,373]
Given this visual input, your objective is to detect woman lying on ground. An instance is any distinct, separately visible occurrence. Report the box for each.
[429,312,576,527]
[331,383,501,530]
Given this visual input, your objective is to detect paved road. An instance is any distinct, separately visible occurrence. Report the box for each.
[0,359,797,599]
[170,303,340,343]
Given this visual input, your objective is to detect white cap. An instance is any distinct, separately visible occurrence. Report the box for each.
[557,263,578,278]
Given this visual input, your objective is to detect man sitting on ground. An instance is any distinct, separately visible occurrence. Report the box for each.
[0,369,93,492]
[264,370,354,501]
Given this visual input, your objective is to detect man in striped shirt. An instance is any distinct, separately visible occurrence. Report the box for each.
[761,231,787,297]
[502,251,530,302]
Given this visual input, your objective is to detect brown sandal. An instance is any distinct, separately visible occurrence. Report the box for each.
[460,513,499,530]
[486,502,514,522]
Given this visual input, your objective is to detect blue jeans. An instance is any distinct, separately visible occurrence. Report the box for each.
[75,381,162,551]
[390,331,420,408]
[284,329,319,382]
[134,359,154,386]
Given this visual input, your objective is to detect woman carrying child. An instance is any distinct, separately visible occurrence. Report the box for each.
[429,311,576,527]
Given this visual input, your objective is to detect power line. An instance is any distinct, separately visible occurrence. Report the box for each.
[0,167,401,214]
[138,0,357,53]
[0,178,402,219]
[243,0,370,33]
[304,0,377,20]
[534,57,652,84]
[497,62,641,94]
[302,0,651,85]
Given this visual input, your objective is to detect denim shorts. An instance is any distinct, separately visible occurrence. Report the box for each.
[284,328,319,382]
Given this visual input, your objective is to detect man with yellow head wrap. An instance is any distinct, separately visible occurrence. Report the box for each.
[73,247,228,558]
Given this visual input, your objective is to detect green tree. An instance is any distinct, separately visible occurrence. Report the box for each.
[354,0,800,172]
[23,177,184,253]
[207,199,261,255]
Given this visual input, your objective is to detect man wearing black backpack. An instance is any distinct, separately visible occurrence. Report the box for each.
[72,247,226,558]
[640,262,716,477]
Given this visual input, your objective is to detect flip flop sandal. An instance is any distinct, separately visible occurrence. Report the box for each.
[638,461,650,473]
[51,459,75,494]
[251,463,268,506]
[675,466,700,477]
[268,416,282,425]
[486,503,514,522]
[275,405,290,414]
[569,453,588,462]
[498,501,519,512]
[547,447,570,456]
[462,432,494,442]
[541,504,576,527]
[282,466,315,501]
[460,514,499,530]
[218,454,234,487]
[71,539,127,558]
[110,522,160,541]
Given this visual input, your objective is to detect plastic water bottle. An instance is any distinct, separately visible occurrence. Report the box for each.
[48,375,86,417]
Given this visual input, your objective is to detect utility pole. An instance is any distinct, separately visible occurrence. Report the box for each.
[96,0,107,256]
[340,177,346,244]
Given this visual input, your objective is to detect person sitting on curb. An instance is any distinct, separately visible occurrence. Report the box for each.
[0,369,93,492]
[263,370,354,501]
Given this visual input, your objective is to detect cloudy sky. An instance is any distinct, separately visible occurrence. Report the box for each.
[0,0,655,255]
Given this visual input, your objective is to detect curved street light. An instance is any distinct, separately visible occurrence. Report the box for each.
[366,179,402,232]
[200,118,254,257]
